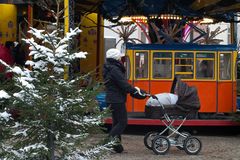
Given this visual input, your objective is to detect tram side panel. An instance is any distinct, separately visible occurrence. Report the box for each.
[125,46,237,116]
[187,81,217,113]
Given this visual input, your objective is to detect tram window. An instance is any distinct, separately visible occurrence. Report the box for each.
[175,52,194,79]
[219,53,231,80]
[124,56,131,79]
[152,52,172,79]
[135,52,148,79]
[196,53,215,79]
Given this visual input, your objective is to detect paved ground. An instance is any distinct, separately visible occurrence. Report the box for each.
[107,134,240,160]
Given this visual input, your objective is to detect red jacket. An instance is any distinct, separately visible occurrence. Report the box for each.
[0,45,14,79]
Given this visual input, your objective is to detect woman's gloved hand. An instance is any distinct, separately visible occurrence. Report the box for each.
[130,87,147,99]
[134,87,147,96]
[140,89,147,96]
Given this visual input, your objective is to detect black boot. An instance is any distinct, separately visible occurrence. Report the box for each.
[106,136,124,153]
[112,136,124,153]
[113,143,124,153]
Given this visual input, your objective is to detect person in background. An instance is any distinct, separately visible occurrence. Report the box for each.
[14,43,27,67]
[197,60,213,78]
[0,41,15,80]
[199,60,208,77]
[5,41,15,53]
[103,48,146,153]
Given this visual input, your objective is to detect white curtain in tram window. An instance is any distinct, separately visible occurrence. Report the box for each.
[220,54,231,80]
[135,52,148,78]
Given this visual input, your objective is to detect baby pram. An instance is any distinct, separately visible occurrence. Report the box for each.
[143,77,202,155]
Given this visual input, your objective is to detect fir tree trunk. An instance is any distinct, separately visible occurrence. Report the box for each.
[47,124,55,160]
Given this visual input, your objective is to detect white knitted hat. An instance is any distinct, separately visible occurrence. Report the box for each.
[106,48,124,60]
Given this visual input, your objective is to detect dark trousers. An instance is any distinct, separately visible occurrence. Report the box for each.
[108,103,128,139]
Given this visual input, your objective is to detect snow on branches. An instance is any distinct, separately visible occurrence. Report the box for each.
[24,27,87,71]
[0,90,11,99]
[0,111,11,121]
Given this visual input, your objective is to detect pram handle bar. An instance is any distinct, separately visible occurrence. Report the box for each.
[144,93,158,100]
[134,87,158,100]
[135,87,158,100]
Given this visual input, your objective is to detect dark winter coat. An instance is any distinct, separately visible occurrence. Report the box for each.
[103,58,136,103]
[0,45,14,79]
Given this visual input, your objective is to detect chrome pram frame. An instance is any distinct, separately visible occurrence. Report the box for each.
[143,95,202,155]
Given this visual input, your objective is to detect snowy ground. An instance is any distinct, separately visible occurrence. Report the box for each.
[107,135,240,160]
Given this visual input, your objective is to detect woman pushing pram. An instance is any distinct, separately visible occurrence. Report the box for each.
[143,77,202,155]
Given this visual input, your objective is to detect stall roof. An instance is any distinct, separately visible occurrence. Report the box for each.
[77,0,240,23]
[0,0,32,4]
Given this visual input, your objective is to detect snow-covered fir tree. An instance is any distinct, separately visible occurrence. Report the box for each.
[0,1,113,159]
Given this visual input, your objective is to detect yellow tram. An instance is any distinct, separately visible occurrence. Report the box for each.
[124,43,237,117]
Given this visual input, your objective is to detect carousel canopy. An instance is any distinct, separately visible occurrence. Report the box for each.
[77,0,240,23]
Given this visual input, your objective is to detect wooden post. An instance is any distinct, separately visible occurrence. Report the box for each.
[96,13,101,78]
[64,0,74,80]
[27,4,33,32]
[27,4,33,70]
[230,21,237,44]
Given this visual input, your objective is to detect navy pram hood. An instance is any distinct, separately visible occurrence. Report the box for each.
[175,78,201,111]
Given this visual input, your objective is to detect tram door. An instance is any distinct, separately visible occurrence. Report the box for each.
[194,52,217,113]
[217,52,234,112]
[133,50,150,112]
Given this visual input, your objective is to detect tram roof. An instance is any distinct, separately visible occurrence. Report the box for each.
[126,43,237,51]
[77,0,240,23]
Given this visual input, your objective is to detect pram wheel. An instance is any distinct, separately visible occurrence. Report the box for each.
[144,131,158,150]
[183,136,202,155]
[175,132,191,150]
[152,136,170,155]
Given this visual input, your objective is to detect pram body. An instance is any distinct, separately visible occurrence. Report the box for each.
[145,77,200,119]
[144,77,202,155]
